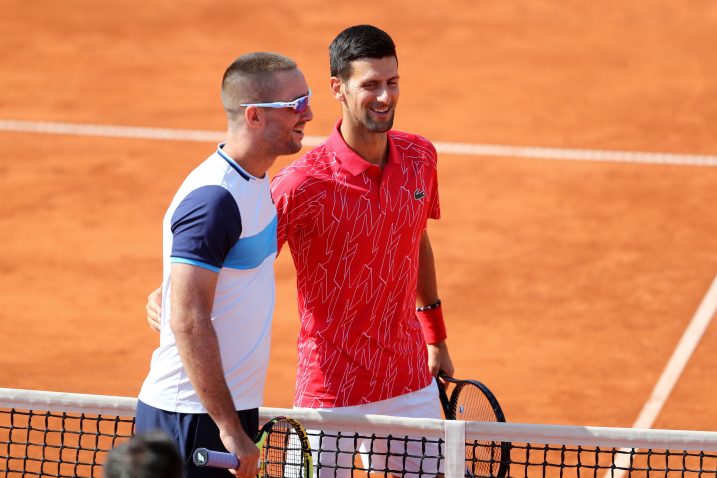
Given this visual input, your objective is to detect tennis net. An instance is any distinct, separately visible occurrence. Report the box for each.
[2,387,717,478]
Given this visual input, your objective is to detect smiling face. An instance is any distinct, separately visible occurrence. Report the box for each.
[261,68,314,156]
[332,56,399,135]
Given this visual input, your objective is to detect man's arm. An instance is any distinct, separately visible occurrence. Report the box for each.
[170,263,259,478]
[416,230,455,377]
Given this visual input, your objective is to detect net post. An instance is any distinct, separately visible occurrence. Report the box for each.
[444,419,465,478]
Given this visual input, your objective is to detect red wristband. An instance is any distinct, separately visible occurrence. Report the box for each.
[416,305,447,344]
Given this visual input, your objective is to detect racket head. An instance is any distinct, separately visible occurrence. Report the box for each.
[439,373,511,478]
[256,416,313,478]
[446,377,506,423]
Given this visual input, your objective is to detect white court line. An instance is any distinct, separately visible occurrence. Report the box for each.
[608,275,717,478]
[1,118,717,166]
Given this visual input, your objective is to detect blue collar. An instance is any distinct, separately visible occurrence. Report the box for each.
[217,143,251,181]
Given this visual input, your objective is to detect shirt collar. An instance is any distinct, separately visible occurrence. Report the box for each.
[216,143,254,181]
[325,119,400,176]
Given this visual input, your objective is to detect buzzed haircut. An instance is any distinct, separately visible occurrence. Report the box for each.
[104,431,182,478]
[221,52,297,117]
[329,25,397,80]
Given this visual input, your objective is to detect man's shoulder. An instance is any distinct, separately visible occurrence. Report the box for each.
[389,130,438,164]
[389,129,433,144]
[167,184,239,230]
[168,154,237,212]
[178,152,231,187]
[390,130,437,154]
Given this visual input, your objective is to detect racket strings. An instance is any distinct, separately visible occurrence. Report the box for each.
[450,383,509,478]
[451,384,495,422]
[262,420,306,478]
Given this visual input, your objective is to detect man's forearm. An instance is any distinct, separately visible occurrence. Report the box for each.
[416,230,439,306]
[170,264,242,434]
[173,314,241,431]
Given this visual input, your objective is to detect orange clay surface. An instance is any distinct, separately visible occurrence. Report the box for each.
[1,0,717,431]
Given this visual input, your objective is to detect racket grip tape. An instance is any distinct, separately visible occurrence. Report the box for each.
[192,448,240,469]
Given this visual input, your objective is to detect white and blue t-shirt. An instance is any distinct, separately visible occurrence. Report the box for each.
[139,145,277,413]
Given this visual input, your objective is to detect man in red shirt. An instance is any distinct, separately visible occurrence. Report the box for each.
[271,24,454,476]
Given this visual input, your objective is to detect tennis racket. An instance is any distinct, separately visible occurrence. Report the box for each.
[436,372,510,478]
[193,416,313,478]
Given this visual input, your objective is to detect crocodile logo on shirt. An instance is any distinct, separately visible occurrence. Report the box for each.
[414,189,427,200]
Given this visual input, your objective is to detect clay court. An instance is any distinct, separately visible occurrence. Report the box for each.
[1,0,716,432]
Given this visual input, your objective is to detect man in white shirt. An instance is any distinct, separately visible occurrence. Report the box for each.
[136,52,313,478]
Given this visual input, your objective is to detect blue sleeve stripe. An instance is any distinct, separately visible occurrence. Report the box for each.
[170,257,222,273]
[223,215,278,270]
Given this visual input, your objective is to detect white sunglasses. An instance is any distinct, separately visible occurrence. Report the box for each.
[240,90,311,113]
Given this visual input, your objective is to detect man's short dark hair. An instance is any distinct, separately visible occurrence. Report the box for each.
[221,52,297,115]
[329,25,397,80]
[104,431,182,478]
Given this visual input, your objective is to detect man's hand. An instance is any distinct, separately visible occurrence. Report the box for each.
[146,286,162,331]
[427,341,454,377]
[219,424,260,478]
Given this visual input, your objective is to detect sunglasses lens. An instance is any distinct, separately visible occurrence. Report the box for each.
[295,96,309,113]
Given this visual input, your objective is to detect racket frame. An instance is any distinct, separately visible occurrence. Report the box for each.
[257,416,313,478]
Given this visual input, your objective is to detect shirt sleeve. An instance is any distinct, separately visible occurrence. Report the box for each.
[170,185,242,272]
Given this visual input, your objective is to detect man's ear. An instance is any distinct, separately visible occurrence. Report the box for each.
[329,77,344,101]
[244,106,264,128]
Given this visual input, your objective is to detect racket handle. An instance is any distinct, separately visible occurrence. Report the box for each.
[192,448,240,469]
